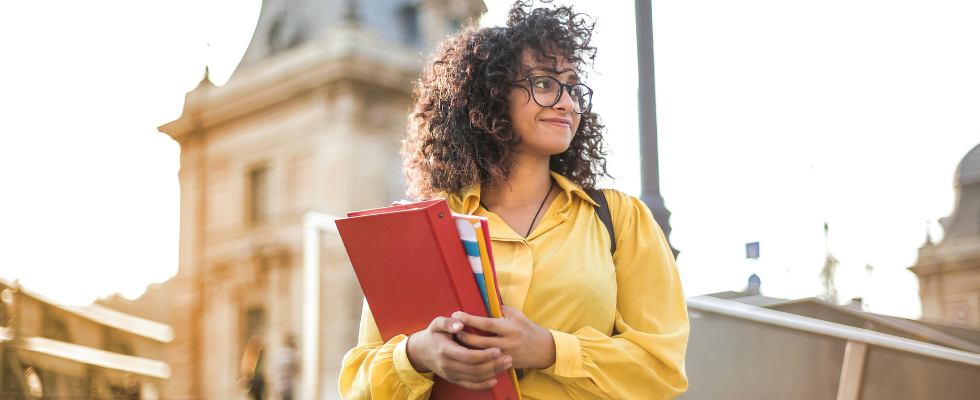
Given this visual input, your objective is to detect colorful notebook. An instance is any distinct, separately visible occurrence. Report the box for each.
[454,217,491,315]
[453,215,521,398]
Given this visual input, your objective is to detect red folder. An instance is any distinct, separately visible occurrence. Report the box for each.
[336,199,521,400]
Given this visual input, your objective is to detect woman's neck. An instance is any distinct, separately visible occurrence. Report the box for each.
[481,153,553,209]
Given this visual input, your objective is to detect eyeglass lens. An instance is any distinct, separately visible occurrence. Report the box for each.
[529,76,592,113]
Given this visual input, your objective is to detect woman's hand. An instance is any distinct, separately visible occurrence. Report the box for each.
[453,306,557,370]
[406,315,514,390]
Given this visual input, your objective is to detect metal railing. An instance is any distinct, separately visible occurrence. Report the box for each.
[687,295,980,400]
[687,295,980,367]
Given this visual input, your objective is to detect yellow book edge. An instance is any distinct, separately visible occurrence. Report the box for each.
[473,220,523,400]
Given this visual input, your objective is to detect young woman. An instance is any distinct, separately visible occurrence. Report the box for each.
[339,2,688,399]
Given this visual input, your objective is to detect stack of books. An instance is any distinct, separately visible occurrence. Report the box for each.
[337,199,522,400]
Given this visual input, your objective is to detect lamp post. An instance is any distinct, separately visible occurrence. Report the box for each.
[635,0,678,257]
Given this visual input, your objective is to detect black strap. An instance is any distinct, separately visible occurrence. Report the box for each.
[584,188,616,256]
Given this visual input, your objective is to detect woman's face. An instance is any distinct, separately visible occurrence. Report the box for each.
[506,51,582,158]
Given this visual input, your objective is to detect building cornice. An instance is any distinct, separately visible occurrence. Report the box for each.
[910,239,980,276]
[159,24,423,142]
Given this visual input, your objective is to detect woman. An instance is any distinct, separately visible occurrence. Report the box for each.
[339,2,688,399]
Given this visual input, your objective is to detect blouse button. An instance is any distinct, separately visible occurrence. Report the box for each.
[563,364,571,372]
[416,379,424,385]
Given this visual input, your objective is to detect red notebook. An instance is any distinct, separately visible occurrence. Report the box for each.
[336,199,521,400]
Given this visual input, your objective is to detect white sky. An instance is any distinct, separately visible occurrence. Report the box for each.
[1,1,978,320]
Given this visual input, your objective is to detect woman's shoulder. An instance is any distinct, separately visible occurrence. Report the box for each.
[596,188,644,217]
[595,188,661,233]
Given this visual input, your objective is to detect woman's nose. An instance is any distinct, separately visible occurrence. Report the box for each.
[552,86,575,112]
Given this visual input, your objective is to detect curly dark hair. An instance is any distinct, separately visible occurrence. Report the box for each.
[402,0,609,199]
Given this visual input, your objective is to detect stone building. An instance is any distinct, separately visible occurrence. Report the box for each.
[0,277,172,399]
[157,1,484,399]
[911,143,980,326]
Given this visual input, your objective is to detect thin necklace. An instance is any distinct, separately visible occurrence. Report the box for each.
[480,178,556,238]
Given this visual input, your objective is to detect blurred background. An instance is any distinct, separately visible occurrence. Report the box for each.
[1,0,979,399]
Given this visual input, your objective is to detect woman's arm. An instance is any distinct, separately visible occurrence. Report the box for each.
[339,300,512,400]
[339,300,436,400]
[534,191,689,399]
[453,191,689,399]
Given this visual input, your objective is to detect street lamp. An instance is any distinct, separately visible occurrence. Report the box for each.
[635,0,678,257]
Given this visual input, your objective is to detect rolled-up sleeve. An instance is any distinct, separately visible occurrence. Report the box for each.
[339,300,436,400]
[537,191,690,399]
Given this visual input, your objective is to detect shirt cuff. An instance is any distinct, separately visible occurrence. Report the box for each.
[541,329,585,382]
[393,337,436,393]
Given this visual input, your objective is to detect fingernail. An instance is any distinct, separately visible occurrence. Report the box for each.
[504,356,513,364]
[452,322,462,331]
[488,379,497,386]
[504,363,513,370]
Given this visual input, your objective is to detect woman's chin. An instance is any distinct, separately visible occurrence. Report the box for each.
[544,143,573,157]
[515,143,570,158]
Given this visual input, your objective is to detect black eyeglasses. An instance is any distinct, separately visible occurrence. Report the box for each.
[517,76,593,114]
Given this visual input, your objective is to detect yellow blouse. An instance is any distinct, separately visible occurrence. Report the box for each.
[340,172,689,400]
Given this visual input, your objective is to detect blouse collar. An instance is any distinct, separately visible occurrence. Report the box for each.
[443,171,600,215]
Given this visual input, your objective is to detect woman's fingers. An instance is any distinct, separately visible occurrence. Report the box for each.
[454,377,499,390]
[453,311,506,334]
[500,305,524,319]
[429,316,464,334]
[423,312,521,388]
[455,329,499,350]
[441,356,512,382]
[442,343,500,365]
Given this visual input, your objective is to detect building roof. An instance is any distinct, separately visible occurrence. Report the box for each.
[7,336,171,379]
[956,142,980,186]
[232,0,485,81]
[236,0,355,75]
[937,142,980,242]
[0,277,174,343]
[236,0,421,79]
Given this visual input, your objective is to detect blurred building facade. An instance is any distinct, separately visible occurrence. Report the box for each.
[911,143,980,326]
[0,277,172,399]
[157,1,484,399]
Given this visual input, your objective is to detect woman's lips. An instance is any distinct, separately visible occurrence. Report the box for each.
[541,118,571,129]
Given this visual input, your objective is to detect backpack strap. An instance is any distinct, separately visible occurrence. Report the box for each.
[584,188,616,256]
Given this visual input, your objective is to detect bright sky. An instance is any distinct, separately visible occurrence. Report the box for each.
[1,1,977,320]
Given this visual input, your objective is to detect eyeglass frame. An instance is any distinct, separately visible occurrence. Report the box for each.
[516,76,593,115]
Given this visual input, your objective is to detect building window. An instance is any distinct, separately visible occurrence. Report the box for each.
[102,326,134,355]
[249,166,270,225]
[244,307,266,339]
[242,306,267,359]
[41,307,71,343]
[399,5,420,46]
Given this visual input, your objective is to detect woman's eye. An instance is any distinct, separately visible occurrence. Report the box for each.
[533,79,552,89]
